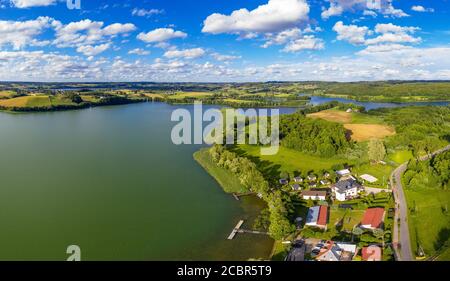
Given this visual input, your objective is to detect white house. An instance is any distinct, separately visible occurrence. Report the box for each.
[336,169,351,177]
[302,190,327,201]
[332,179,361,201]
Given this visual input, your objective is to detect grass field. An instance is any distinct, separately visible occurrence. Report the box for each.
[328,208,365,232]
[307,109,395,142]
[344,124,396,142]
[389,150,413,164]
[0,90,16,98]
[193,148,247,193]
[0,96,51,108]
[308,110,352,123]
[353,163,393,187]
[405,186,450,259]
[168,92,213,100]
[234,145,354,178]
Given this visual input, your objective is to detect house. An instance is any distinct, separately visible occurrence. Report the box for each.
[315,241,357,261]
[336,169,351,177]
[346,108,353,113]
[279,178,288,185]
[361,208,385,230]
[302,190,327,201]
[332,178,362,201]
[320,179,330,186]
[291,184,301,191]
[323,172,330,178]
[360,174,378,184]
[305,205,328,228]
[307,175,317,181]
[362,245,382,261]
[308,182,317,188]
[293,176,303,183]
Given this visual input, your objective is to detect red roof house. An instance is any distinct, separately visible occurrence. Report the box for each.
[362,245,382,261]
[317,206,328,226]
[361,208,385,229]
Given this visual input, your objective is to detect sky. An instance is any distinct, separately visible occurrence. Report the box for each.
[0,0,449,82]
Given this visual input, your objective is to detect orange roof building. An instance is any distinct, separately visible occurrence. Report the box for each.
[361,208,385,229]
[362,245,382,261]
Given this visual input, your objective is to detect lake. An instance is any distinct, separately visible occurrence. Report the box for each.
[308,95,450,110]
[0,102,273,261]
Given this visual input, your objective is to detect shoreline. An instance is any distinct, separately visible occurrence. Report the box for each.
[193,147,275,260]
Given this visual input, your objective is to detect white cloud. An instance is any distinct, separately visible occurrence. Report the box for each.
[76,43,110,56]
[0,16,57,50]
[10,0,56,8]
[163,48,205,59]
[211,53,241,62]
[53,20,136,48]
[365,23,421,45]
[333,21,369,45]
[131,8,164,17]
[411,5,434,13]
[128,48,150,55]
[282,35,324,52]
[321,0,408,19]
[333,22,420,46]
[137,28,187,43]
[202,0,309,34]
[102,23,136,36]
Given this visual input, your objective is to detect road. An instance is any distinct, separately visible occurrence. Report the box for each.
[390,145,450,261]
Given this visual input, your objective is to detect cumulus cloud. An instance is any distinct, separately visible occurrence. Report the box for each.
[128,48,150,55]
[333,21,369,45]
[333,22,420,46]
[282,35,324,52]
[321,0,408,19]
[211,53,241,62]
[53,20,136,48]
[0,16,58,50]
[411,5,434,13]
[10,0,56,8]
[76,43,110,56]
[163,48,205,59]
[202,0,309,34]
[137,28,187,43]
[365,23,421,45]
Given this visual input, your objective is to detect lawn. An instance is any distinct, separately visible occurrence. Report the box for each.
[0,96,52,108]
[328,208,365,232]
[353,163,393,187]
[405,186,450,259]
[389,150,413,164]
[234,145,354,178]
[193,148,247,193]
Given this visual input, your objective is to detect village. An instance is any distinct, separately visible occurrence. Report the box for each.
[280,168,395,262]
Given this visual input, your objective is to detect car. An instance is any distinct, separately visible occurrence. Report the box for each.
[316,243,324,248]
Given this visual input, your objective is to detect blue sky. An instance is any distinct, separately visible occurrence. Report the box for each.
[0,0,449,82]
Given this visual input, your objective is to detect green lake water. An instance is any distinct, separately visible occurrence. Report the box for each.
[0,102,273,260]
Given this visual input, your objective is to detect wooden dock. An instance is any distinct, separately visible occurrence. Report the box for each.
[232,192,256,201]
[227,220,244,240]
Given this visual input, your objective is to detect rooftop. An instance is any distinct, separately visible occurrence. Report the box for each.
[333,178,361,193]
[361,208,385,229]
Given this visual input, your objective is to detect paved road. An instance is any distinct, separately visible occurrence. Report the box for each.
[391,145,450,261]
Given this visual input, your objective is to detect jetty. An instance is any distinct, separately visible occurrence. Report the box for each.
[227,220,269,240]
[231,192,256,201]
[228,220,244,240]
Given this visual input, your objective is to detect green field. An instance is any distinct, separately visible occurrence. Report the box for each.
[193,148,247,193]
[353,163,393,187]
[405,186,450,258]
[328,208,365,232]
[389,150,414,164]
[234,145,354,178]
